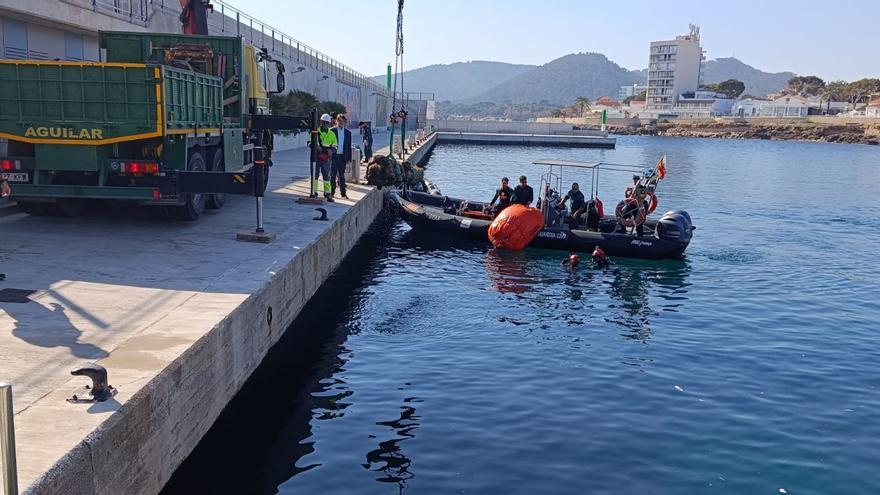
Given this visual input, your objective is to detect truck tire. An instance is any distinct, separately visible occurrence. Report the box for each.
[206,149,226,210]
[171,151,207,221]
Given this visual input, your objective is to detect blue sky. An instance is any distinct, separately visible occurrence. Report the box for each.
[227,0,878,81]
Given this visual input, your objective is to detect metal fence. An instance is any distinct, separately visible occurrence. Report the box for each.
[57,0,389,96]
[206,0,388,95]
[60,0,151,26]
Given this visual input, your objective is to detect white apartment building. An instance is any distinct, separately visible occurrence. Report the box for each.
[618,83,647,101]
[673,90,735,118]
[645,24,704,113]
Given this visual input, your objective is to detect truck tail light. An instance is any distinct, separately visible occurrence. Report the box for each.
[122,162,159,174]
[1,159,20,171]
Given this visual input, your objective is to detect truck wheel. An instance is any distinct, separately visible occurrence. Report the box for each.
[206,149,226,210]
[171,152,207,221]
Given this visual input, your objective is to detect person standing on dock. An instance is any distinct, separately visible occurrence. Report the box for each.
[513,175,534,206]
[359,121,374,162]
[317,113,337,202]
[332,114,352,200]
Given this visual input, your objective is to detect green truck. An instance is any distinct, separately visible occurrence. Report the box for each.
[0,31,307,219]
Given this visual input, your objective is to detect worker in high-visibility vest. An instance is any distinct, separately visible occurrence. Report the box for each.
[316,113,337,201]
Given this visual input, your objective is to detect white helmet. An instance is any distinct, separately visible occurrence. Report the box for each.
[320,113,332,123]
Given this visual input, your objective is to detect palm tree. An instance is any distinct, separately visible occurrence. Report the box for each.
[574,96,592,117]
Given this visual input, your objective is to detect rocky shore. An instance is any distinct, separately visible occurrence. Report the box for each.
[609,121,880,145]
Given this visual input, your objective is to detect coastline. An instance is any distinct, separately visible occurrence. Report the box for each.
[608,121,880,145]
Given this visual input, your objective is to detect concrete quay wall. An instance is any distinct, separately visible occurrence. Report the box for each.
[402,131,438,166]
[435,131,616,149]
[428,119,610,137]
[23,188,385,495]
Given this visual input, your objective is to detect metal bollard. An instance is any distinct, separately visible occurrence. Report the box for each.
[0,383,18,495]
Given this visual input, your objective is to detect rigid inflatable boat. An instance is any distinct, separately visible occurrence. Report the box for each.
[391,159,695,260]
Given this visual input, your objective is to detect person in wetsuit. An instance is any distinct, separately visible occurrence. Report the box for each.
[512,175,534,206]
[489,177,514,216]
[592,246,611,268]
[556,182,587,229]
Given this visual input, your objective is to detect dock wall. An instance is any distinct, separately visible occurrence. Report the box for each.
[25,189,385,495]
[428,119,609,137]
[403,131,438,166]
[435,131,616,148]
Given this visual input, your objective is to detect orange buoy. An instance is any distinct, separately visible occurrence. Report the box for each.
[488,204,544,250]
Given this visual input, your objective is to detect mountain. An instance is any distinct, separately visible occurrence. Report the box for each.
[702,57,794,97]
[464,53,642,105]
[374,61,535,102]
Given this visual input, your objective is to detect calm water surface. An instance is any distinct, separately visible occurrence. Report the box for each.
[166,137,880,495]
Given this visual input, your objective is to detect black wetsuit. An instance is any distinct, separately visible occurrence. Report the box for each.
[513,184,534,206]
[491,186,514,206]
[561,189,586,228]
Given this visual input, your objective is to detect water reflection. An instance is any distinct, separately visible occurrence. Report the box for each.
[485,249,540,294]
[362,398,421,493]
[604,260,691,341]
[483,246,692,341]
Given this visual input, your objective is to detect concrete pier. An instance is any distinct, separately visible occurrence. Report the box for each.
[428,120,616,148]
[435,131,616,148]
[0,150,383,494]
[401,131,438,165]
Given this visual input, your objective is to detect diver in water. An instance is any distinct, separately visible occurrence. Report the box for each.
[591,246,611,268]
[561,253,581,271]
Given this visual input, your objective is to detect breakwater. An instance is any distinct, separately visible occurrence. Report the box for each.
[610,121,880,145]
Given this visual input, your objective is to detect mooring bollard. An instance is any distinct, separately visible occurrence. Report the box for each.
[0,383,18,495]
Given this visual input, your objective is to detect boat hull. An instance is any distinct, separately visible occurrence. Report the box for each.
[391,191,691,260]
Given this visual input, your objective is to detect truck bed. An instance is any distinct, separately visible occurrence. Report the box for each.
[0,61,222,146]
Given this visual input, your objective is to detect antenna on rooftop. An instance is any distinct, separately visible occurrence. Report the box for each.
[689,23,700,42]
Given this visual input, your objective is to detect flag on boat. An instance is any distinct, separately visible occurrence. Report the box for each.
[655,155,667,180]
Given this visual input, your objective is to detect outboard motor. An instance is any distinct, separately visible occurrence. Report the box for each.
[655,210,694,243]
[665,209,692,225]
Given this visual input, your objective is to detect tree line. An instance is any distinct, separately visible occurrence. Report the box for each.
[269,90,346,119]
[785,76,880,107]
